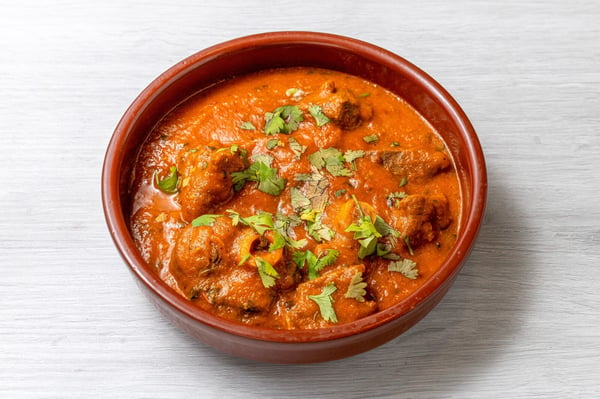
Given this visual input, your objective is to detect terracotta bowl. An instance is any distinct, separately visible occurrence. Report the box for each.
[102,31,487,363]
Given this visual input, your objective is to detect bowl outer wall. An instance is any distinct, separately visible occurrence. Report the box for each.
[102,31,487,363]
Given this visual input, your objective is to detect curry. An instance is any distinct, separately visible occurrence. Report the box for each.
[129,67,461,329]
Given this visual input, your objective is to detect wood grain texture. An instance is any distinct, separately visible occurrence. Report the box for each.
[1,0,599,397]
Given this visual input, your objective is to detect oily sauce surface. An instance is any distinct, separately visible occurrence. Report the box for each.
[129,67,461,329]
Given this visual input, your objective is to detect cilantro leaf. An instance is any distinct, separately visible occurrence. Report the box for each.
[266,139,282,150]
[345,196,398,259]
[308,282,338,323]
[155,166,179,193]
[230,154,286,196]
[240,121,256,130]
[388,258,419,279]
[191,214,222,227]
[264,105,303,135]
[226,210,274,235]
[404,235,415,256]
[290,187,311,210]
[343,150,365,163]
[308,104,331,127]
[308,148,352,177]
[255,256,279,288]
[334,189,347,198]
[293,249,339,280]
[344,272,367,302]
[288,137,307,159]
[363,134,379,144]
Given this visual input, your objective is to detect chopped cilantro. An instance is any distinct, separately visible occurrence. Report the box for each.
[387,191,408,207]
[264,105,303,135]
[390,142,400,147]
[399,177,408,187]
[308,282,338,323]
[227,210,306,251]
[293,248,339,280]
[362,134,379,144]
[155,166,179,193]
[255,256,279,288]
[293,173,313,182]
[240,121,256,130]
[227,210,274,235]
[238,253,251,266]
[388,258,419,279]
[191,214,222,227]
[288,137,307,159]
[357,92,371,98]
[308,104,331,127]
[344,272,367,302]
[334,189,347,198]
[302,210,335,242]
[404,235,415,256]
[266,139,282,150]
[290,187,311,210]
[231,154,286,196]
[308,148,352,177]
[343,149,365,170]
[345,196,399,259]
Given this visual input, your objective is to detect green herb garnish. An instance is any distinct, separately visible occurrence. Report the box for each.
[334,189,347,198]
[240,121,256,130]
[293,248,340,280]
[362,134,379,144]
[264,105,303,135]
[191,214,222,227]
[155,166,179,193]
[308,104,331,127]
[266,139,282,150]
[231,154,286,196]
[388,258,419,279]
[308,148,352,177]
[255,256,279,288]
[345,195,399,259]
[288,137,307,159]
[309,282,338,323]
[344,272,367,302]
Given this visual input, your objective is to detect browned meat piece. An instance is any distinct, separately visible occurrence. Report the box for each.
[177,149,245,221]
[208,267,276,315]
[393,194,451,247]
[283,264,377,329]
[379,149,450,181]
[319,80,371,130]
[170,222,232,298]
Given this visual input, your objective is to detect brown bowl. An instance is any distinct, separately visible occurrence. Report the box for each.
[102,31,487,363]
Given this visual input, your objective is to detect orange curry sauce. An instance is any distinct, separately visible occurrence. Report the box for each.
[129,67,461,329]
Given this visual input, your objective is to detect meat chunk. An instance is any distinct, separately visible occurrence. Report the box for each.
[170,222,232,298]
[379,149,450,181]
[283,264,377,329]
[208,267,276,315]
[177,149,246,222]
[393,194,451,248]
[319,80,371,130]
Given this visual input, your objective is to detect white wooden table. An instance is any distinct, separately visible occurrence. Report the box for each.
[2,0,599,397]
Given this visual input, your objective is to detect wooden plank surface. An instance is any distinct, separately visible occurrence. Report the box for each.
[1,0,599,397]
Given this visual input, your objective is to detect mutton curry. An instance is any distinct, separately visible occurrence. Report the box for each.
[129,67,461,329]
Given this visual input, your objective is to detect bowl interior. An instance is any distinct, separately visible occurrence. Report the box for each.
[103,32,486,345]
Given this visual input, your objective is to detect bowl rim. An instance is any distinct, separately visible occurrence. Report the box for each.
[102,31,487,344]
